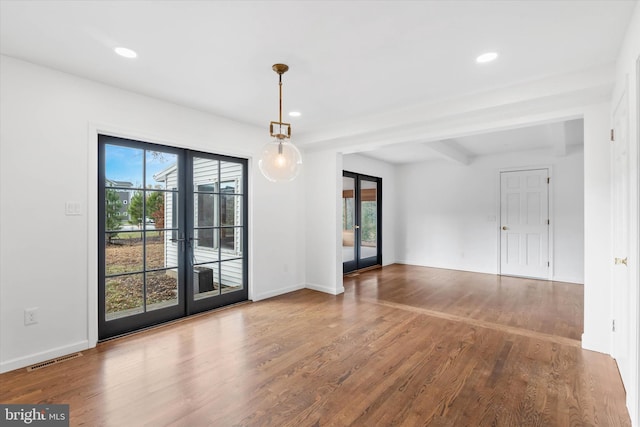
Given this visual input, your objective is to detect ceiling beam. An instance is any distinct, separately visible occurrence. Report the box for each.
[424,139,473,165]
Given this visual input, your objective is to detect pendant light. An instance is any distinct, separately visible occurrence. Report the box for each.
[258,64,302,182]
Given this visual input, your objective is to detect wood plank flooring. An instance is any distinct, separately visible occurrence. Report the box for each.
[0,264,630,426]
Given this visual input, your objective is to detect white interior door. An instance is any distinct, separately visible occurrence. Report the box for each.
[612,90,630,393]
[500,169,550,279]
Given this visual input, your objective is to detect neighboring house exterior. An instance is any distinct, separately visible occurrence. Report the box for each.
[153,159,243,291]
[105,179,133,221]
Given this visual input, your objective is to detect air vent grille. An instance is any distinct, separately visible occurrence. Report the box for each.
[26,352,83,372]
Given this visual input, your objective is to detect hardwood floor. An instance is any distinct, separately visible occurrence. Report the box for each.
[0,264,630,426]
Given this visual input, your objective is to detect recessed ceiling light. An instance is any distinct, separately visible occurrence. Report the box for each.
[476,52,498,63]
[289,111,301,117]
[114,47,137,59]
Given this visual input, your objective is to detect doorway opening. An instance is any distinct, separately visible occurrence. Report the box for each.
[98,134,248,340]
[499,168,551,279]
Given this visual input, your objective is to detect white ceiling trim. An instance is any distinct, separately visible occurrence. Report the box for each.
[305,90,606,158]
[300,64,612,151]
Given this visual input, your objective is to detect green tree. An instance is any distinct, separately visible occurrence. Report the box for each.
[105,189,122,242]
[128,191,143,225]
[146,191,165,229]
[361,202,377,244]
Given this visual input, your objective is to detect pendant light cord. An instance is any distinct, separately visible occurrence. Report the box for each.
[278,73,283,135]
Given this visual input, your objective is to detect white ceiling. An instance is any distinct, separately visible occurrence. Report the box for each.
[360,118,584,164]
[0,1,635,158]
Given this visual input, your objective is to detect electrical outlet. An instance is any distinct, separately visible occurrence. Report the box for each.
[24,308,38,325]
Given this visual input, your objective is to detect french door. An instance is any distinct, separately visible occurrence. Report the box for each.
[342,171,382,274]
[98,135,248,340]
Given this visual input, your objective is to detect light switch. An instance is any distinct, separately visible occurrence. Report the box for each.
[65,201,82,216]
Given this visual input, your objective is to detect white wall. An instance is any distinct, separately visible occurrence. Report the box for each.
[397,159,497,274]
[299,57,619,368]
[0,56,306,373]
[582,102,613,356]
[304,150,343,295]
[342,153,397,266]
[306,91,613,360]
[396,147,584,283]
[611,3,640,424]
[553,151,586,283]
[252,175,307,301]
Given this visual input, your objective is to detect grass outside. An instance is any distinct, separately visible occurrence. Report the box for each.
[105,234,178,314]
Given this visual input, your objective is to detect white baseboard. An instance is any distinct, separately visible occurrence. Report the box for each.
[0,340,89,374]
[252,283,305,302]
[551,275,584,284]
[395,260,495,275]
[306,282,344,295]
[581,333,610,355]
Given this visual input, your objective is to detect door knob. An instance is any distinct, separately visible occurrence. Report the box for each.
[615,257,628,266]
[502,226,508,230]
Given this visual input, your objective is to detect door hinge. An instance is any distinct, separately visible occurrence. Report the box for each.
[612,319,616,332]
[547,261,550,267]
[547,177,550,184]
[611,129,615,142]
[547,219,550,225]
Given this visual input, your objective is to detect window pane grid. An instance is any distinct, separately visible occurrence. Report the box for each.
[101,135,248,339]
[104,142,182,320]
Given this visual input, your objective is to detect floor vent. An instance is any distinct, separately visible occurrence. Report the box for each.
[27,352,83,372]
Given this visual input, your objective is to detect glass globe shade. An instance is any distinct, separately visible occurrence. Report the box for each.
[258,139,302,182]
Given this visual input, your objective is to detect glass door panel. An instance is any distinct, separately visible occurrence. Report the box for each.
[100,136,185,338]
[342,175,356,272]
[99,136,248,339]
[192,157,221,301]
[146,270,179,312]
[220,258,244,294]
[359,179,379,266]
[105,274,144,320]
[189,153,247,313]
[342,171,381,273]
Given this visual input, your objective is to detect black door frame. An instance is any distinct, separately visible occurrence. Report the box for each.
[343,171,382,273]
[98,134,248,340]
[185,150,249,315]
